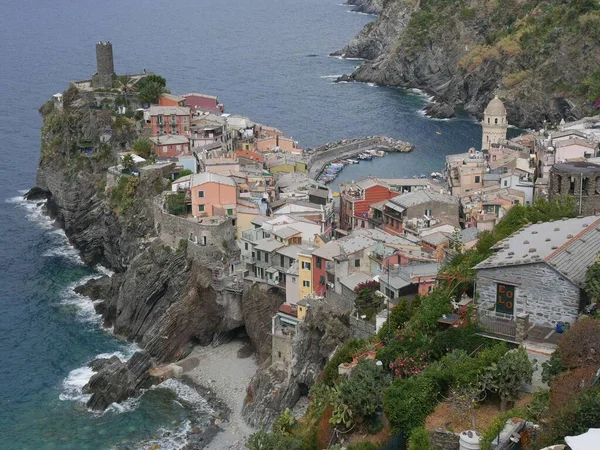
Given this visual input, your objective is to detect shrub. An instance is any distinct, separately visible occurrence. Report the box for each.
[556,318,600,369]
[548,365,597,414]
[383,376,440,436]
[339,359,390,418]
[322,339,366,386]
[429,325,491,359]
[377,297,419,341]
[541,351,565,384]
[389,353,429,379]
[483,347,534,411]
[246,430,304,450]
[131,137,153,159]
[175,169,193,179]
[527,390,550,422]
[407,427,431,450]
[273,408,296,436]
[166,192,186,216]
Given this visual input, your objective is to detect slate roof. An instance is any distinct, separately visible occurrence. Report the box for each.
[190,172,236,187]
[552,161,600,174]
[339,272,373,292]
[276,245,302,260]
[390,189,458,208]
[381,272,412,290]
[474,216,600,287]
[254,238,285,253]
[272,226,301,239]
[458,227,481,243]
[401,263,441,279]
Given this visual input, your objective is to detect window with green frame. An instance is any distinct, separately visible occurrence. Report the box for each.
[198,204,204,212]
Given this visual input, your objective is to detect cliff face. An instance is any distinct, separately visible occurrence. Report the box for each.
[242,301,352,426]
[30,87,282,410]
[341,0,600,127]
[346,0,384,15]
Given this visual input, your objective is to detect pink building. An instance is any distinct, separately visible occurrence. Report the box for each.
[555,138,597,162]
[149,135,190,158]
[190,172,237,217]
[149,106,191,137]
[184,93,224,113]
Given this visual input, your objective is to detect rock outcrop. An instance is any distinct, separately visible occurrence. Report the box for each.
[84,351,154,411]
[339,0,600,128]
[346,0,383,15]
[242,300,353,426]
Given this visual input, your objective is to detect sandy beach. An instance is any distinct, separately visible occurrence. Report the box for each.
[182,339,259,449]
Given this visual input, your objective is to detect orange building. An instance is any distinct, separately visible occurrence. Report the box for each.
[190,173,237,217]
[158,93,185,107]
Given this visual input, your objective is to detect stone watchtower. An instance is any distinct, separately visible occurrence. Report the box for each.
[92,41,116,89]
[481,95,508,151]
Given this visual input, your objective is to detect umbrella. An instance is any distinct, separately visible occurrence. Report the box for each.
[565,429,600,450]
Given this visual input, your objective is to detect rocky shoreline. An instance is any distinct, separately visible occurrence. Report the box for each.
[333,0,600,127]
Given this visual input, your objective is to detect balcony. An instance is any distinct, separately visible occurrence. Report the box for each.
[477,308,516,340]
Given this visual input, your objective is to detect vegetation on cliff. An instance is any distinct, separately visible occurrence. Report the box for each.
[346,0,600,126]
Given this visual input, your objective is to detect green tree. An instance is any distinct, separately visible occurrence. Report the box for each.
[121,153,135,171]
[175,169,193,179]
[131,137,153,159]
[483,347,534,412]
[137,74,168,105]
[585,260,600,300]
[246,429,303,450]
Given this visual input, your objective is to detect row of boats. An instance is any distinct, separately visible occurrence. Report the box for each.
[317,150,385,184]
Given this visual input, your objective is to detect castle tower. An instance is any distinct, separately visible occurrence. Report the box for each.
[92,41,116,89]
[481,95,508,151]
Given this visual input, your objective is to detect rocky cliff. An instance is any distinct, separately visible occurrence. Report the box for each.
[339,0,600,127]
[29,87,281,411]
[242,298,353,426]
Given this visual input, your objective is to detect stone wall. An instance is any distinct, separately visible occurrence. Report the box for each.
[430,429,460,450]
[476,263,580,327]
[548,166,600,216]
[272,334,293,367]
[349,315,376,339]
[154,201,236,250]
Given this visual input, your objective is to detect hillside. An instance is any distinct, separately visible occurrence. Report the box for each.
[339,0,600,127]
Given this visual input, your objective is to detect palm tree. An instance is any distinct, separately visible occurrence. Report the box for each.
[122,153,135,172]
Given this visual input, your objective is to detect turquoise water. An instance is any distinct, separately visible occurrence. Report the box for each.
[0,0,483,448]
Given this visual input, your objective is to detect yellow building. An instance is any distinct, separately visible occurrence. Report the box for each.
[297,298,309,321]
[298,249,314,301]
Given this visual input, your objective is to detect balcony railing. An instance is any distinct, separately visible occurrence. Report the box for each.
[477,308,516,339]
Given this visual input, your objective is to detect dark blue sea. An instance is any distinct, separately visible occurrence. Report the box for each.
[0,0,482,448]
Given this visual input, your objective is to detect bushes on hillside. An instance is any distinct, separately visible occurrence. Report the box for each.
[340,359,390,418]
[556,318,600,370]
[322,339,366,386]
[383,375,440,436]
[407,427,431,450]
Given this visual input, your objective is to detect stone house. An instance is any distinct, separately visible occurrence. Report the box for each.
[474,216,600,342]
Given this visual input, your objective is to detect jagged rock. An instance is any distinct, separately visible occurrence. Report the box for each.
[24,187,48,201]
[75,275,112,300]
[346,0,383,15]
[423,101,455,119]
[89,356,121,372]
[84,351,154,411]
[242,299,353,426]
[335,74,354,83]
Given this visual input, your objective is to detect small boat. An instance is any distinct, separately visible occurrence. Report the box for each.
[333,192,340,197]
[337,160,350,165]
[436,130,442,135]
[357,153,372,160]
[369,150,385,157]
[346,159,359,164]
[419,173,427,179]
